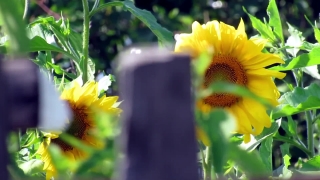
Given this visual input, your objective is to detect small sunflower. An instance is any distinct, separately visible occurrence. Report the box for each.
[175,19,285,143]
[37,81,121,179]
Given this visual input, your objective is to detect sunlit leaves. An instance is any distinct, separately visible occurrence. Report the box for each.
[259,137,273,174]
[270,47,320,71]
[267,0,284,43]
[243,7,276,42]
[300,156,320,171]
[271,83,320,119]
[196,109,236,174]
[0,0,29,54]
[228,143,269,178]
[18,159,44,176]
[91,0,174,47]
[242,120,281,152]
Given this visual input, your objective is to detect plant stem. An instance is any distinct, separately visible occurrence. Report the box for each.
[18,129,22,150]
[274,135,312,158]
[306,111,315,156]
[292,69,315,157]
[204,146,213,180]
[23,0,29,19]
[81,0,90,83]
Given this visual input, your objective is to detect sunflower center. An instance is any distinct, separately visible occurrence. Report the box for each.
[203,54,247,108]
[51,102,89,152]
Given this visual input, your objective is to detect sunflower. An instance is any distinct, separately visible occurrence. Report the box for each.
[175,19,285,143]
[37,81,121,180]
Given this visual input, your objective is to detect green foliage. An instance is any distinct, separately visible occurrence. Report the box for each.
[91,0,174,47]
[272,83,320,119]
[271,47,320,71]
[2,0,320,179]
[197,109,235,174]
[243,7,276,42]
[267,0,284,44]
[0,0,29,55]
[259,137,273,173]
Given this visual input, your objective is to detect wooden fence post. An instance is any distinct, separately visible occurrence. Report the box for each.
[117,46,199,180]
[0,55,9,180]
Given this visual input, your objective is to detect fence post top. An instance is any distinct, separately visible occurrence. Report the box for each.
[115,45,190,71]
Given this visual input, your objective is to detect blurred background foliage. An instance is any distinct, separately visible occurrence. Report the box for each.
[28,0,320,76]
[25,0,320,172]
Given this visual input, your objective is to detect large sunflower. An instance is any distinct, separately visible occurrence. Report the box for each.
[175,19,285,143]
[37,81,121,179]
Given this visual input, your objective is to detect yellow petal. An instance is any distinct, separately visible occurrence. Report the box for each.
[196,126,210,146]
[71,81,82,102]
[247,75,281,106]
[228,104,253,135]
[243,134,251,143]
[242,54,284,70]
[220,22,236,54]
[250,37,269,50]
[240,98,271,135]
[236,18,247,39]
[246,68,286,79]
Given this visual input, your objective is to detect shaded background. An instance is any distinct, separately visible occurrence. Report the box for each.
[27,0,320,171]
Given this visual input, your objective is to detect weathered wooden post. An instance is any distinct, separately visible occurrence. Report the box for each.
[0,57,70,179]
[117,46,199,180]
[0,55,9,180]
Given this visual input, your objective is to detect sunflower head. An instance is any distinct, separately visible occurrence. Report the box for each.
[175,19,285,143]
[37,81,121,179]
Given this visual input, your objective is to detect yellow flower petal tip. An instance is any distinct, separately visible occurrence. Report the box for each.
[195,126,210,146]
[175,19,285,142]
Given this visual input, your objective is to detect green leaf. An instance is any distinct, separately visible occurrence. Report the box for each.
[305,15,320,43]
[280,143,293,178]
[91,1,174,46]
[75,147,114,175]
[47,62,64,75]
[197,109,236,174]
[30,17,82,60]
[267,0,283,43]
[228,143,268,177]
[280,143,291,157]
[281,121,291,136]
[271,47,320,71]
[18,159,44,175]
[243,7,276,42]
[48,145,77,177]
[89,1,123,17]
[29,36,78,60]
[242,119,281,152]
[287,116,298,137]
[280,154,293,178]
[301,155,320,171]
[259,136,273,173]
[0,0,29,54]
[271,83,320,119]
[123,0,173,46]
[192,52,212,76]
[90,0,101,14]
[21,131,38,148]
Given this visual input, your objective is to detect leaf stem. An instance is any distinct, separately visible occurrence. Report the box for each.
[204,146,213,180]
[292,69,315,157]
[81,0,90,83]
[306,111,315,156]
[274,135,311,158]
[23,0,29,20]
